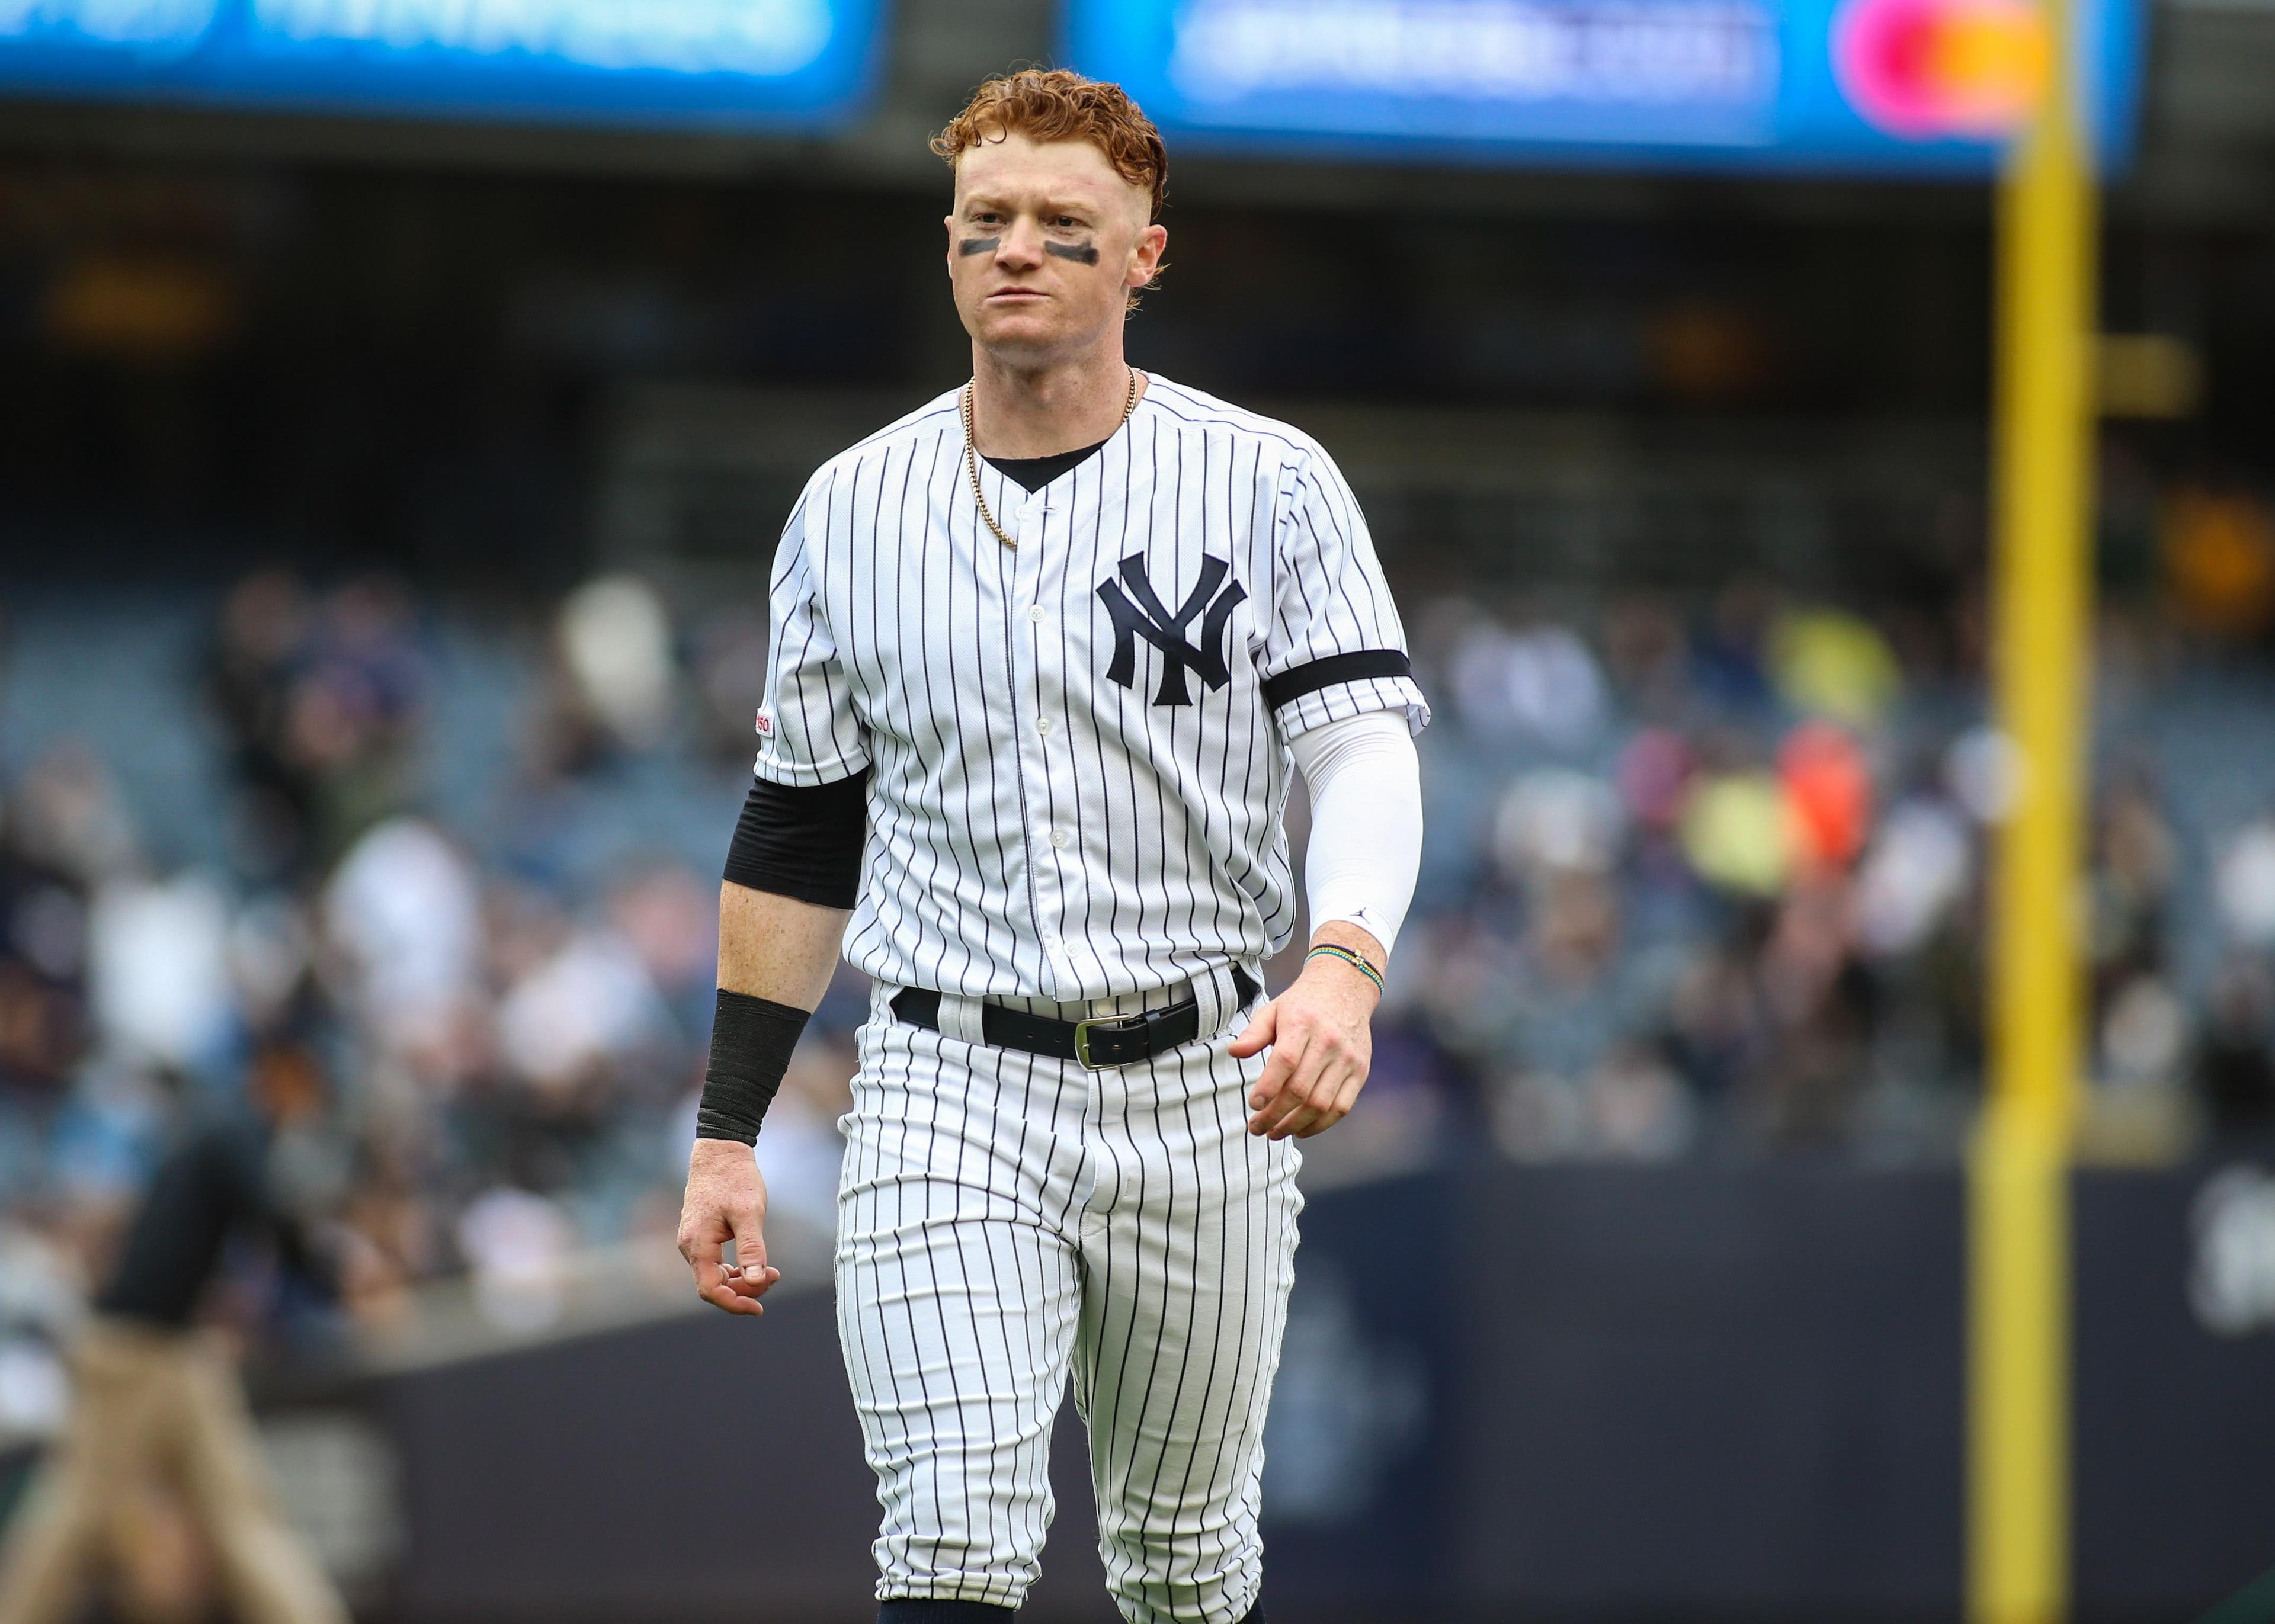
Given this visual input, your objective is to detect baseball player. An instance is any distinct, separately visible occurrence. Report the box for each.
[676,68,1427,1624]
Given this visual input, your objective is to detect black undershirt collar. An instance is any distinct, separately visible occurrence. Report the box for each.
[985,436,1111,493]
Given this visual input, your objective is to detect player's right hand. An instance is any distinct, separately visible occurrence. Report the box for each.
[677,1140,782,1316]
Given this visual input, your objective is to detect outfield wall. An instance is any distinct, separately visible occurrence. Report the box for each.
[256,1162,2275,1620]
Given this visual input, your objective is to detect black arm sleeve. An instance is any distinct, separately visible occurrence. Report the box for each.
[722,770,870,910]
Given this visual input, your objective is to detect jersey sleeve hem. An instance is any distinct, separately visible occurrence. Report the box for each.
[751,746,873,788]
[1274,674,1431,739]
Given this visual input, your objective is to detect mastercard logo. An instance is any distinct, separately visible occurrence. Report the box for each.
[1832,0,2048,138]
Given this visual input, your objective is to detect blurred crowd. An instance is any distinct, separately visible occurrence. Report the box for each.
[0,569,857,1445]
[1351,586,2275,1185]
[8,522,2275,1414]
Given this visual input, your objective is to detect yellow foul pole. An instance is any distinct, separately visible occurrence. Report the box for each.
[1972,0,2094,1616]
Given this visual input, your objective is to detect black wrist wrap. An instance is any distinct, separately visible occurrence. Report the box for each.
[696,990,810,1144]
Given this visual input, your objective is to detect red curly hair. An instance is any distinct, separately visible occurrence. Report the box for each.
[931,68,1168,223]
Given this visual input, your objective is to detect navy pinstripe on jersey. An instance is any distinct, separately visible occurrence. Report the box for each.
[752,375,1431,1002]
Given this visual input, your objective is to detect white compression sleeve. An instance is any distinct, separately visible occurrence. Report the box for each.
[1288,708,1424,956]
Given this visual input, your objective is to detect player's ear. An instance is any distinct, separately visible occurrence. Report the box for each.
[1129,223,1168,290]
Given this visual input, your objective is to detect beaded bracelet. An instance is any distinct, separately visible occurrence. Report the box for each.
[1306,942,1385,995]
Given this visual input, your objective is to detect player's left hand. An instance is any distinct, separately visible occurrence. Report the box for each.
[1229,929,1383,1140]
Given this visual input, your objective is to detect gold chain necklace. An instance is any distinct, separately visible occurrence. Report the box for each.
[962,367,1140,550]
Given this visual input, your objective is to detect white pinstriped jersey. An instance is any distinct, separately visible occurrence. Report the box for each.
[752,374,1430,1004]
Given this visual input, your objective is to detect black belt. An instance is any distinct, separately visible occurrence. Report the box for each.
[891,967,1260,1070]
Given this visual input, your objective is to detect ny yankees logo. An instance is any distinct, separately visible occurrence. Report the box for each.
[1095,554,1248,707]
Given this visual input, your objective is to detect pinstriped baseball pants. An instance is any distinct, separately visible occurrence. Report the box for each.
[835,973,1302,1624]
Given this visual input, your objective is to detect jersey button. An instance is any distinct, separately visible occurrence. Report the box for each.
[1027,605,1046,623]
[1035,717,1053,736]
[1050,828,1069,849]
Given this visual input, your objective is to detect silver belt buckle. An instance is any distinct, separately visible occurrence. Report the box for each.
[1072,1012,1147,1070]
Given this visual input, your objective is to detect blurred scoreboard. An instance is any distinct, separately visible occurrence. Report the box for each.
[0,0,886,129]
[1068,0,2144,173]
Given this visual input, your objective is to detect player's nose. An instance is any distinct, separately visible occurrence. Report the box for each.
[995,216,1047,268]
